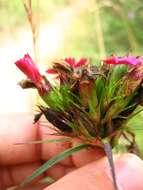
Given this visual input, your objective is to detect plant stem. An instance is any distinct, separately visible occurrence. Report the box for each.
[94,0,106,59]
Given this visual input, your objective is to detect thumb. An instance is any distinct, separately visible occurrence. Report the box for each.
[44,153,143,190]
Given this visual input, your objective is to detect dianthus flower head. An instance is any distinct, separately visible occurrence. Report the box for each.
[15,54,50,95]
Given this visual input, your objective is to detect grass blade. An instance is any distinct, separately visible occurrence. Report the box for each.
[15,137,72,145]
[19,143,90,188]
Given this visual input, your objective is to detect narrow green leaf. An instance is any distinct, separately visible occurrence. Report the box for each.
[19,144,90,188]
[107,65,128,100]
[95,76,105,104]
[88,81,98,114]
[15,137,72,145]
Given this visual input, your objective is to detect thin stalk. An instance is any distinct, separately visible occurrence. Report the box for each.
[94,0,106,59]
[23,0,40,63]
[104,142,118,190]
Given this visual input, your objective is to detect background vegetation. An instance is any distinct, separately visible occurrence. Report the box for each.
[1,0,143,56]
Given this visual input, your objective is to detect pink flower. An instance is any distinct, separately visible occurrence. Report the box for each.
[15,54,42,87]
[46,57,88,75]
[65,57,88,68]
[103,56,138,65]
[15,54,51,96]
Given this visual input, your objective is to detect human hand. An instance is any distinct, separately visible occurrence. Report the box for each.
[0,114,143,190]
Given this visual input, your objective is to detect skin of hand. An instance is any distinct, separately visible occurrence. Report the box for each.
[0,114,143,190]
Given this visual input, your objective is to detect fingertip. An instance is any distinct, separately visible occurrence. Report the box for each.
[112,153,143,190]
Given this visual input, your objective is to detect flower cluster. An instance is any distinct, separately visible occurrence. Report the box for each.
[15,54,143,150]
[14,53,143,190]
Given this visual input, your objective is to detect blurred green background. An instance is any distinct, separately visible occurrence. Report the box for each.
[1,0,143,57]
[0,0,143,155]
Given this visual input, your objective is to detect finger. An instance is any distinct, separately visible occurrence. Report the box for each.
[0,161,74,189]
[72,138,105,167]
[0,114,73,166]
[45,164,75,180]
[0,114,39,165]
[0,162,43,189]
[44,153,143,190]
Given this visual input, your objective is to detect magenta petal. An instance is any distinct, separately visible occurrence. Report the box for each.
[65,58,76,67]
[117,56,138,65]
[46,69,58,74]
[75,58,88,67]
